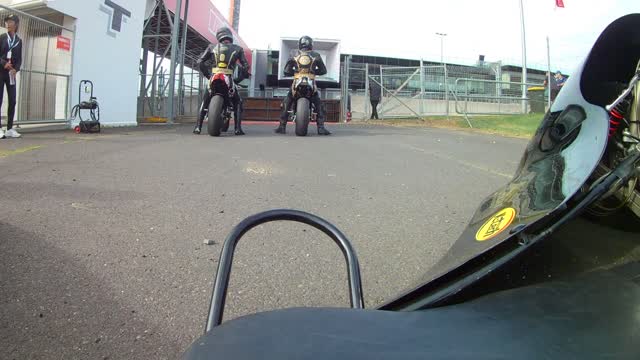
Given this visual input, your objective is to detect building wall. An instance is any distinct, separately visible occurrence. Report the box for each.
[47,0,147,126]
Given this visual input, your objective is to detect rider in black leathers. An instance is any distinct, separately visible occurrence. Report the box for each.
[194,27,249,135]
[275,36,331,135]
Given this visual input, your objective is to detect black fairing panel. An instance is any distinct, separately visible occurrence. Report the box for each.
[184,264,640,360]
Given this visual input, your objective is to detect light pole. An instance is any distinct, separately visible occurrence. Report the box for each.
[436,32,447,64]
[436,32,449,115]
[518,0,528,114]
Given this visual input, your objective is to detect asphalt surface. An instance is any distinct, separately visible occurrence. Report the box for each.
[0,122,526,359]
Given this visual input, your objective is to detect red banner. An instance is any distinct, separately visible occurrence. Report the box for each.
[163,0,251,66]
[556,0,565,8]
[56,35,71,51]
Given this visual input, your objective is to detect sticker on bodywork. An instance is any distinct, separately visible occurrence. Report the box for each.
[475,208,516,241]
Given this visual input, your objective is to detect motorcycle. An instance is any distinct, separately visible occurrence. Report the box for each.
[206,66,248,137]
[184,14,640,359]
[289,71,318,136]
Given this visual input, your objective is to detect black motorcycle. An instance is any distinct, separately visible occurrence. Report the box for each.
[289,73,318,136]
[185,14,640,359]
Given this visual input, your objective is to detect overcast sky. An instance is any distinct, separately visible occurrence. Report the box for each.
[211,0,638,74]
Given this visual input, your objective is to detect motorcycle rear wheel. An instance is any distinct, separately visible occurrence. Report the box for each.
[295,98,310,137]
[208,95,225,137]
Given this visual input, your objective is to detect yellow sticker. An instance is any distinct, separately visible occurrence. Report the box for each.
[475,208,516,241]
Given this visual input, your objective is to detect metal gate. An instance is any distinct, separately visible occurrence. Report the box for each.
[349,64,450,120]
[0,4,74,125]
[453,78,542,116]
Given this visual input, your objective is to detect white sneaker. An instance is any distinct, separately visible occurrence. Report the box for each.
[0,129,5,139]
[6,128,21,138]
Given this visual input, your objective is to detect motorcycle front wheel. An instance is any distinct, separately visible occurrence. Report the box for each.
[295,98,310,137]
[208,95,225,137]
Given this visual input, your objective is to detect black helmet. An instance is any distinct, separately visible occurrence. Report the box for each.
[216,27,233,43]
[299,36,313,51]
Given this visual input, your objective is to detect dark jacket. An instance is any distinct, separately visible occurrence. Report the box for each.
[0,32,22,73]
[197,42,248,80]
[283,49,327,77]
[369,82,381,101]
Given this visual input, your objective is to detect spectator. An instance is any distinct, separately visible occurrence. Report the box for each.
[369,80,381,120]
[0,14,22,139]
[543,71,560,102]
[555,71,566,89]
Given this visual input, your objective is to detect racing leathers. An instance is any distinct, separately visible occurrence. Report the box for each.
[276,49,330,135]
[195,42,249,135]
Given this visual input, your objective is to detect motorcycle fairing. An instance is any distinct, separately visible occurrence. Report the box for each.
[382,14,640,310]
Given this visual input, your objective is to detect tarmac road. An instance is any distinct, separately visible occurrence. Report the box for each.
[0,123,526,359]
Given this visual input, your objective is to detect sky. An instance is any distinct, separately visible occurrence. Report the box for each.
[211,0,638,74]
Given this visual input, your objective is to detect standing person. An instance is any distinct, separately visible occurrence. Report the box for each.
[0,14,22,139]
[275,36,331,135]
[555,71,566,90]
[369,79,381,120]
[193,27,249,135]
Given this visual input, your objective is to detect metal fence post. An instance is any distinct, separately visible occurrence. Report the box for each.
[178,0,190,116]
[67,25,77,125]
[151,3,161,117]
[42,34,51,120]
[364,63,369,120]
[341,56,351,122]
[444,63,449,116]
[419,59,425,116]
[379,66,384,120]
[140,43,148,118]
[167,0,183,124]
[26,27,34,121]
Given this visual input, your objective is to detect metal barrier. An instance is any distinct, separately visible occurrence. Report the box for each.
[0,4,75,125]
[347,61,547,120]
[453,78,544,116]
[138,71,346,119]
[141,61,550,121]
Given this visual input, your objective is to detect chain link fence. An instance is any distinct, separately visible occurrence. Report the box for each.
[140,56,551,122]
[345,60,549,121]
[138,70,205,119]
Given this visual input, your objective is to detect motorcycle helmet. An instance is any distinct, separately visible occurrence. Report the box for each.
[299,36,313,51]
[216,27,233,43]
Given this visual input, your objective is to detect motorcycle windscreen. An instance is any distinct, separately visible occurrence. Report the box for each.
[408,14,640,289]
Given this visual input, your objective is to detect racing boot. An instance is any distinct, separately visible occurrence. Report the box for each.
[233,99,245,135]
[275,95,291,134]
[316,110,331,136]
[234,115,245,136]
[312,94,331,135]
[274,119,287,134]
[193,117,203,134]
[317,125,331,136]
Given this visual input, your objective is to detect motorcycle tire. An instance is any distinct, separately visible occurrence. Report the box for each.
[207,95,225,137]
[295,98,310,137]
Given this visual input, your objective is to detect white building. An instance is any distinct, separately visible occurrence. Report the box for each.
[0,0,153,127]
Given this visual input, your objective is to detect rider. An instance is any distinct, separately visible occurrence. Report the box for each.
[194,27,249,135]
[275,36,331,135]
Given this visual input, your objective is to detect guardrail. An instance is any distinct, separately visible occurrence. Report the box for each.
[454,78,545,116]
